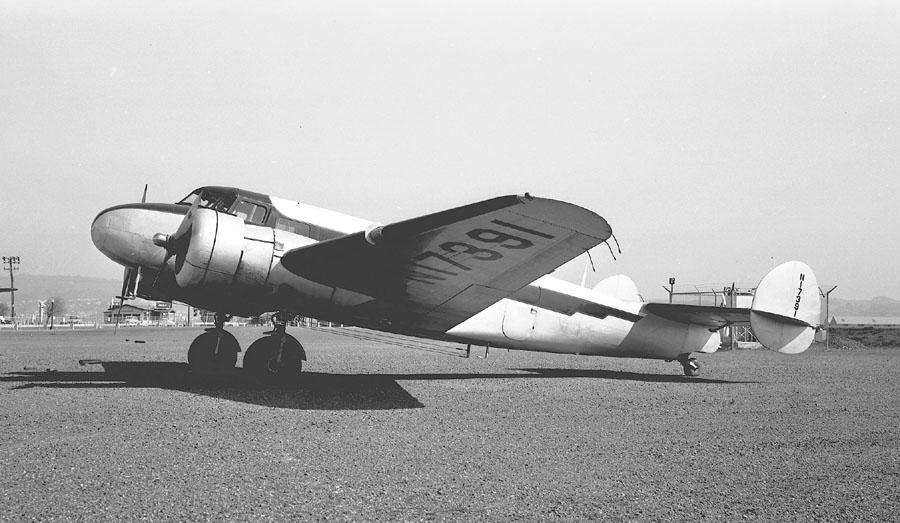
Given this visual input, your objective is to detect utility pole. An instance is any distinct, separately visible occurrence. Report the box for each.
[822,286,838,350]
[2,256,20,327]
[729,283,736,351]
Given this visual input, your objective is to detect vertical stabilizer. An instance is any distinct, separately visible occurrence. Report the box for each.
[750,261,820,354]
[592,275,643,302]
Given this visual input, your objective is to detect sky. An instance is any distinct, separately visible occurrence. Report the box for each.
[1,0,898,300]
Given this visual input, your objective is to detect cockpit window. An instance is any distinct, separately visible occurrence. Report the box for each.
[199,192,235,212]
[177,189,201,206]
[176,188,235,212]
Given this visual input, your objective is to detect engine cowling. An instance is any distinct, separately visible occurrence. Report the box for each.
[174,208,275,289]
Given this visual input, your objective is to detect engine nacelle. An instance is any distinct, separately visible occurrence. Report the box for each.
[175,208,275,289]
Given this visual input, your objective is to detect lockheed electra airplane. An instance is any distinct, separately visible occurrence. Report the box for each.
[91,186,821,383]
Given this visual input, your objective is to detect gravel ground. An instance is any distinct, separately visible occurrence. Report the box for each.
[1,327,898,522]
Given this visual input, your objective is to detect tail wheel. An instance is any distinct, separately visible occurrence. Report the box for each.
[187,330,239,376]
[682,357,700,377]
[243,333,304,385]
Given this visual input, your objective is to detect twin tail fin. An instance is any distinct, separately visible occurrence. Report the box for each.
[750,261,821,354]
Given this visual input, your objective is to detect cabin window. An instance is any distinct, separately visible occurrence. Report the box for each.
[234,200,268,225]
[275,217,311,236]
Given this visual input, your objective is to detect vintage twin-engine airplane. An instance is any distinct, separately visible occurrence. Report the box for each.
[91,186,821,383]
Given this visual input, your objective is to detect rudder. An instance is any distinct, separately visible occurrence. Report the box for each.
[750,261,820,354]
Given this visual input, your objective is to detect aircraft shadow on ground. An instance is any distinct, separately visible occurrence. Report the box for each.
[2,362,748,410]
[4,362,425,411]
[514,368,748,384]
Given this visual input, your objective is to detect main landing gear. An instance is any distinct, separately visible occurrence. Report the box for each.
[677,354,700,377]
[242,312,306,385]
[185,311,306,384]
[188,312,240,376]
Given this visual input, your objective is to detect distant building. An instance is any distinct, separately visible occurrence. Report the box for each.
[829,317,900,329]
[103,299,177,326]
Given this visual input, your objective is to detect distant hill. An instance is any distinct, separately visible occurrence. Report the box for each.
[2,274,898,322]
[0,274,120,319]
[829,296,900,318]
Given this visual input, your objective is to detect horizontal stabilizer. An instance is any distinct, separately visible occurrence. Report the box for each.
[750,261,820,354]
[642,302,751,329]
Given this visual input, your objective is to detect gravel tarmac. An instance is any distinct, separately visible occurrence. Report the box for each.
[1,326,898,521]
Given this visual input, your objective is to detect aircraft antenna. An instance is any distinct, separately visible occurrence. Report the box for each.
[604,240,617,261]
[611,233,621,254]
[581,250,596,287]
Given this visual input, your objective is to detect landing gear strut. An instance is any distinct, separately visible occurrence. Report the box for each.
[243,312,306,385]
[188,312,240,376]
[677,354,700,377]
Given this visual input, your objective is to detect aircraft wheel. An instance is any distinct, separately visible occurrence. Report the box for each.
[682,357,700,377]
[187,330,239,376]
[243,334,304,385]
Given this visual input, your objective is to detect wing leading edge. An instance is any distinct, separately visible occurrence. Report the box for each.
[281,194,612,334]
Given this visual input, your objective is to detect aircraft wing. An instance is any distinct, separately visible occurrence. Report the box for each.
[281,194,612,334]
[642,302,752,328]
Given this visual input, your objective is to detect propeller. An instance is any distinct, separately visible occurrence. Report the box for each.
[152,196,201,281]
[113,266,139,335]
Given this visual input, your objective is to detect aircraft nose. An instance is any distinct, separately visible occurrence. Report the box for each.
[91,206,133,263]
[90,203,183,269]
[91,210,112,251]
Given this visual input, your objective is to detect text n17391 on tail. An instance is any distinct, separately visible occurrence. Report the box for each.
[91,186,820,382]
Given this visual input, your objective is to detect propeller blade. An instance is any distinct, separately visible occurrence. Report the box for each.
[141,184,148,204]
[113,294,124,335]
[173,196,200,244]
[114,267,141,335]
[113,267,130,335]
[151,250,175,289]
[119,267,131,297]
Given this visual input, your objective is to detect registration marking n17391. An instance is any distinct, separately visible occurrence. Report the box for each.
[793,273,805,317]
[406,220,556,285]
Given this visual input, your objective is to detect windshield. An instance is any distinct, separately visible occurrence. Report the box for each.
[177,189,201,206]
[176,188,236,212]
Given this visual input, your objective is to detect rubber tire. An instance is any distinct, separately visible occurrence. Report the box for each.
[243,334,304,385]
[683,358,700,377]
[187,330,240,376]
